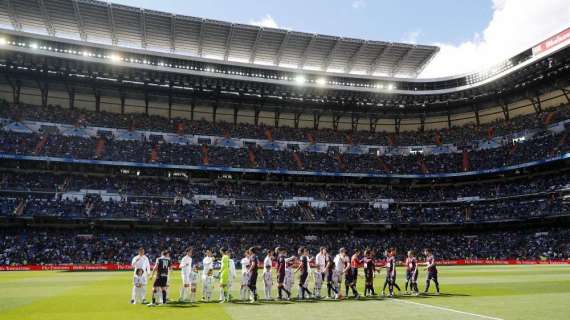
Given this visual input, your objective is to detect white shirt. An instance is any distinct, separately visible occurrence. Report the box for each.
[180,255,193,275]
[189,271,199,285]
[263,271,272,285]
[240,257,250,274]
[202,256,213,276]
[131,254,151,275]
[229,259,236,278]
[203,276,214,289]
[334,254,347,273]
[133,274,147,287]
[315,252,326,272]
[263,256,272,269]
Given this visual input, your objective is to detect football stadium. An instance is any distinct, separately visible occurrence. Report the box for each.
[0,0,569,319]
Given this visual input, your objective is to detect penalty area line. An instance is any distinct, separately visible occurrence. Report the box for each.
[390,299,504,320]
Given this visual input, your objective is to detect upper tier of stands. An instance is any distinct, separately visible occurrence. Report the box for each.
[2,99,570,146]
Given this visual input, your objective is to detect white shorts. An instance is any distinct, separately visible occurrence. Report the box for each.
[314,272,323,287]
[181,272,191,285]
[241,273,250,286]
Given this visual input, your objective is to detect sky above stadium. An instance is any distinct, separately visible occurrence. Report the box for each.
[111,0,570,78]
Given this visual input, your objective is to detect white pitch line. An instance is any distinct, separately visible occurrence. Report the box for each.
[391,299,504,320]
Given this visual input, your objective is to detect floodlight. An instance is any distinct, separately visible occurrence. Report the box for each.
[109,54,121,62]
[294,75,306,84]
[387,83,395,90]
[29,43,38,50]
[316,78,327,86]
[0,38,7,45]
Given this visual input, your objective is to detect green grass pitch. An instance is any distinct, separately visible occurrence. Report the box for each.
[1,265,569,320]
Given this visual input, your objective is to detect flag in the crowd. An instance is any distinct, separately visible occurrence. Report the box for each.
[95,137,106,158]
[248,146,257,166]
[292,151,304,169]
[223,129,230,139]
[335,153,346,170]
[388,134,396,146]
[34,136,48,155]
[418,158,429,174]
[346,133,353,145]
[378,156,391,173]
[14,200,25,216]
[487,127,495,140]
[543,112,555,125]
[265,128,273,142]
[150,145,159,162]
[462,150,470,172]
[306,132,316,144]
[435,131,442,146]
[508,142,518,159]
[176,123,186,135]
[559,133,567,147]
[75,115,86,128]
[201,144,209,165]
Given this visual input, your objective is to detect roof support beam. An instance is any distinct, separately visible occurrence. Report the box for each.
[322,38,342,71]
[38,0,55,37]
[169,15,176,52]
[5,0,22,31]
[298,34,317,69]
[274,31,291,66]
[197,19,206,57]
[345,41,367,73]
[249,28,263,64]
[107,4,118,46]
[72,0,87,41]
[140,10,147,49]
[413,50,435,78]
[223,24,235,61]
[390,46,415,77]
[367,45,389,75]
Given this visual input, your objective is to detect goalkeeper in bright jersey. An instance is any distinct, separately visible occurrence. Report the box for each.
[219,247,230,302]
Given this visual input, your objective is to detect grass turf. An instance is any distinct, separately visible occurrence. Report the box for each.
[0,265,569,320]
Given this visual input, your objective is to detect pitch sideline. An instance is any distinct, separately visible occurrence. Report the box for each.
[390,298,504,320]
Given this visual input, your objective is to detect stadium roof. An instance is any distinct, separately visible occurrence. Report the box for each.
[0,0,439,78]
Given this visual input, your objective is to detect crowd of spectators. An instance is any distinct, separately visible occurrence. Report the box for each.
[1,227,568,265]
[1,170,568,202]
[1,99,570,146]
[1,189,567,224]
[0,128,567,175]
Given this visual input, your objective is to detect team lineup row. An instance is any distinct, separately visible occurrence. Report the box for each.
[131,246,440,306]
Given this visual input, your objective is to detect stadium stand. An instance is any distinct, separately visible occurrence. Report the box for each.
[0,0,569,267]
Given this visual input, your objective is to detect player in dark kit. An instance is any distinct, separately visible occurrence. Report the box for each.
[405,250,419,295]
[344,249,361,298]
[148,250,171,306]
[423,249,440,295]
[275,247,291,300]
[383,248,401,297]
[295,247,313,299]
[363,248,376,296]
[247,247,259,302]
[326,254,338,298]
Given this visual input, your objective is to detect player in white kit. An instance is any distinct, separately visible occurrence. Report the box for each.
[314,247,327,298]
[130,247,151,304]
[203,269,214,301]
[179,247,193,302]
[333,248,349,299]
[132,268,147,304]
[202,249,214,301]
[240,249,251,301]
[263,265,273,300]
[188,265,199,303]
